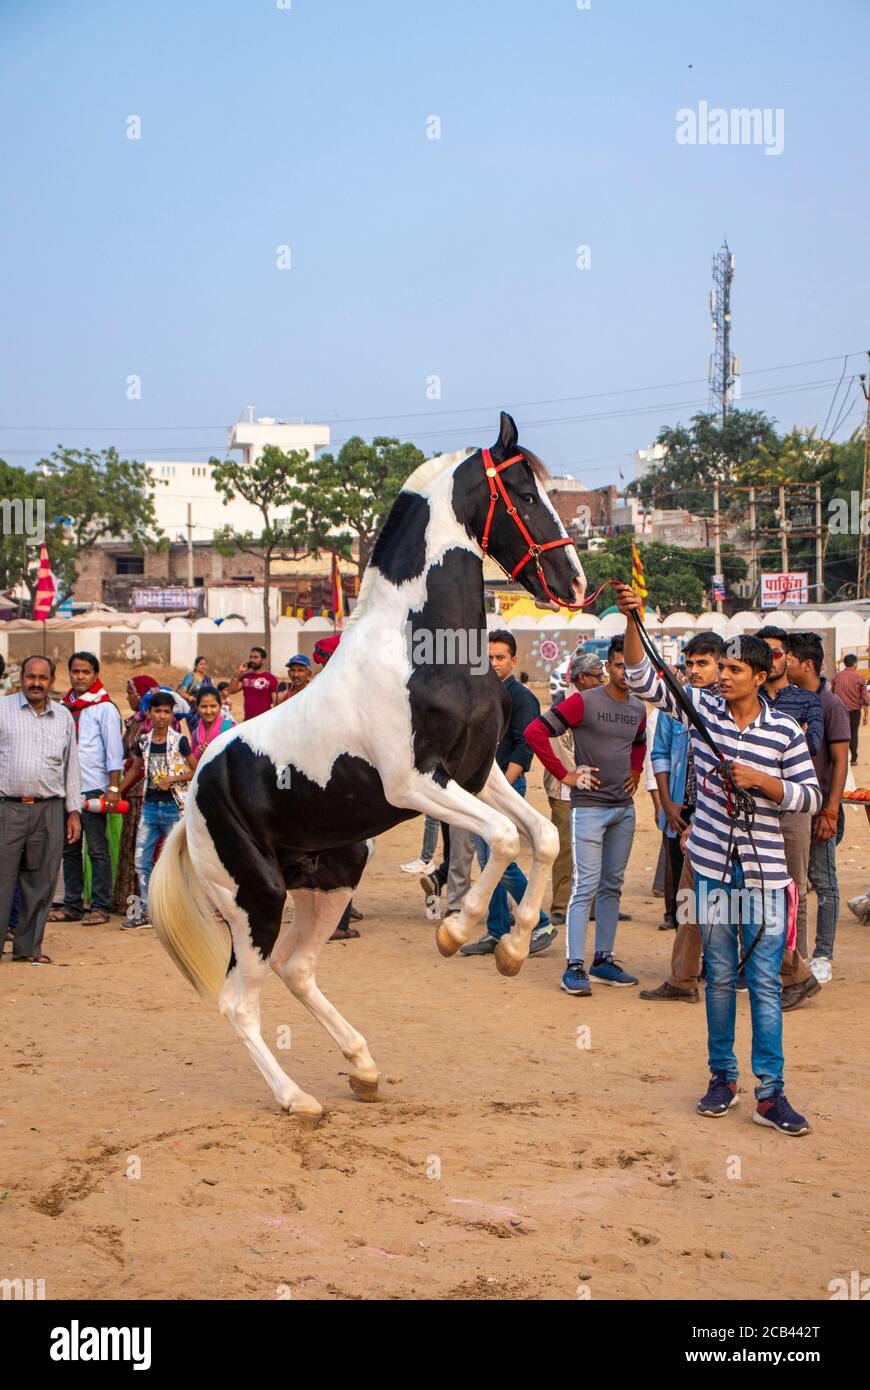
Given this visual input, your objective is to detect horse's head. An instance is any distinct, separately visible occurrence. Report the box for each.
[453,412,587,609]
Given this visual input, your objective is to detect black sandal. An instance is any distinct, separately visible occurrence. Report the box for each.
[329,925,360,941]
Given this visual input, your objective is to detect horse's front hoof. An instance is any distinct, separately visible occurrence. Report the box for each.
[349,1074,380,1102]
[288,1095,324,1124]
[495,939,525,977]
[435,922,460,957]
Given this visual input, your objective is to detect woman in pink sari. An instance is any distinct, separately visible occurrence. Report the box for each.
[190,684,236,762]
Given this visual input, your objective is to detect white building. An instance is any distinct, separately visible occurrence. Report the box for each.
[146,409,331,542]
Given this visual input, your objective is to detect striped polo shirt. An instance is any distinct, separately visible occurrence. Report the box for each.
[626,655,821,890]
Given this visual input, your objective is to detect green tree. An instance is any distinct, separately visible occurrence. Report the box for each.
[630,409,781,515]
[814,428,865,598]
[2,448,164,611]
[579,536,745,617]
[0,459,35,603]
[291,435,427,575]
[210,444,316,659]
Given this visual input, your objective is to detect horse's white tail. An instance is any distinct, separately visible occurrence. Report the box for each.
[149,818,231,1000]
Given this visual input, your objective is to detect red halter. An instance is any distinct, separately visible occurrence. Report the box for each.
[478,448,583,610]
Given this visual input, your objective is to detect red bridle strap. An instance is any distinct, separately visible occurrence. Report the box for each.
[479,448,583,610]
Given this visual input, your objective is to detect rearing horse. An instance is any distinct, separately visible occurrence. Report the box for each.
[149,413,587,1117]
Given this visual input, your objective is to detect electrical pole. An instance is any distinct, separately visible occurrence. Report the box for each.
[713,481,723,612]
[187,502,194,589]
[708,241,739,423]
[779,485,789,573]
[814,480,824,603]
[858,356,870,600]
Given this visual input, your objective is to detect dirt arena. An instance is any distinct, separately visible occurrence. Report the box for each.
[3,666,869,1301]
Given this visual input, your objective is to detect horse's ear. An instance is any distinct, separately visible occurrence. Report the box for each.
[494,411,518,458]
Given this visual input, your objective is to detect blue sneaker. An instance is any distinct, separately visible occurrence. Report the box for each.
[753,1091,811,1136]
[697,1071,739,1117]
[561,963,591,996]
[589,953,638,987]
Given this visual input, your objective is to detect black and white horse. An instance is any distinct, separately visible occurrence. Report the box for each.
[149,413,587,1117]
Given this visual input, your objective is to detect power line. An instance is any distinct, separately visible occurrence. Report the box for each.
[0,351,863,434]
[819,355,850,439]
[0,374,851,461]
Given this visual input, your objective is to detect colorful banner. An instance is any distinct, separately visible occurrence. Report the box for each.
[631,541,648,620]
[33,543,57,620]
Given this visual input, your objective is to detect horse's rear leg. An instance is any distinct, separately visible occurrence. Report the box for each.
[213,888,323,1119]
[271,885,380,1103]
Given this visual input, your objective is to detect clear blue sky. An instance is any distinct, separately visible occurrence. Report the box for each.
[1,0,867,487]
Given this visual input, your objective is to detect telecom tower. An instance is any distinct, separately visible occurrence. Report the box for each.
[708,240,741,422]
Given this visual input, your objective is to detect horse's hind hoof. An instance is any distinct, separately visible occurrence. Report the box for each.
[495,940,525,978]
[435,922,460,957]
[349,1075,380,1102]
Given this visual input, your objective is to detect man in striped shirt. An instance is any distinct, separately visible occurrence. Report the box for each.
[616,583,821,1137]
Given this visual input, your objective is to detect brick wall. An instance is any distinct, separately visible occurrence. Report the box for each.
[72,544,267,606]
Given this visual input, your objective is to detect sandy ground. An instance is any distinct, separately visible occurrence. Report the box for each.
[2,665,870,1301]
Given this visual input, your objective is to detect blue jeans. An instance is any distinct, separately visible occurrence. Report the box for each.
[471,776,548,939]
[420,815,440,862]
[135,799,181,914]
[695,860,787,1100]
[566,804,635,963]
[809,806,844,960]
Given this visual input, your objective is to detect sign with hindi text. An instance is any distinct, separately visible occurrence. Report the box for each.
[760,572,808,609]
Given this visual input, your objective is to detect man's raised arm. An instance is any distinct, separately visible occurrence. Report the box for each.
[613,581,696,725]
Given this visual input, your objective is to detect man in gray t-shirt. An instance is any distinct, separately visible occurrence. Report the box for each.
[525,637,646,996]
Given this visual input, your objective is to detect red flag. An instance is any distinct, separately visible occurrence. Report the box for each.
[33,543,57,621]
[331,554,344,628]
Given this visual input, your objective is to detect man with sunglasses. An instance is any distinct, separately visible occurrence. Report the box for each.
[757,626,824,1011]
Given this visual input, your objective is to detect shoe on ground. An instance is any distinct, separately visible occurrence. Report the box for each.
[348,904,363,922]
[589,953,637,987]
[419,873,440,900]
[658,914,677,931]
[753,1091,811,1135]
[561,963,592,996]
[121,917,152,930]
[639,980,699,1002]
[810,957,832,985]
[459,933,497,956]
[697,1071,739,1117]
[529,924,557,955]
[401,857,437,875]
[736,976,748,992]
[781,975,822,1011]
[549,911,566,925]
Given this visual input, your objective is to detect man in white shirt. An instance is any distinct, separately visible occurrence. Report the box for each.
[50,651,124,926]
[0,655,81,963]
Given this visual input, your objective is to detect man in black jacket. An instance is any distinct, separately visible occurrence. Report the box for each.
[460,631,557,956]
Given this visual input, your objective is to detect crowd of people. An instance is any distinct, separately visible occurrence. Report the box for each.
[0,645,320,957]
[1,614,867,1136]
[400,608,868,1138]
